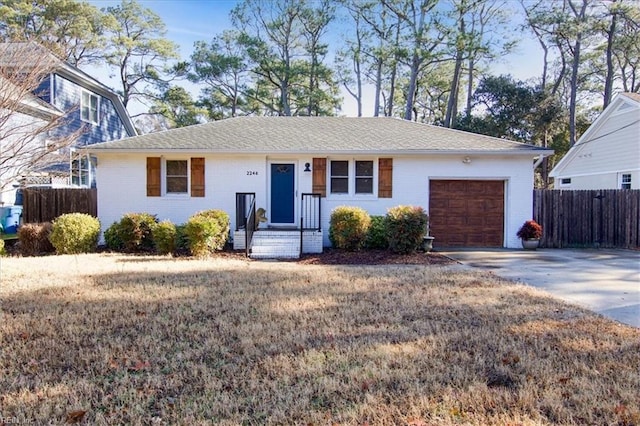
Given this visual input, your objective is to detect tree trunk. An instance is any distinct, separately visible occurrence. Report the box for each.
[603,0,617,109]
[568,0,588,147]
[465,57,474,118]
[404,54,420,121]
[355,58,362,117]
[445,48,464,128]
[387,18,401,117]
[374,59,382,117]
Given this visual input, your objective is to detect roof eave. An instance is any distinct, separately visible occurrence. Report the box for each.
[88,147,554,156]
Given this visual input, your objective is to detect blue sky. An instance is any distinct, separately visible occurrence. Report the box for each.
[89,0,544,117]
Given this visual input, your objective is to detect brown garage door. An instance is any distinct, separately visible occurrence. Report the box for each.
[429,180,504,247]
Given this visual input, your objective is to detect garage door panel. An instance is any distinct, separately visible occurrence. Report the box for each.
[429,199,449,209]
[447,217,467,226]
[467,200,486,211]
[448,199,467,209]
[467,181,488,192]
[467,233,487,245]
[485,199,503,210]
[429,179,505,247]
[485,217,503,228]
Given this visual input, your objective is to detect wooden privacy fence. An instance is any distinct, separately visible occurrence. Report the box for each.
[533,189,640,249]
[22,188,97,224]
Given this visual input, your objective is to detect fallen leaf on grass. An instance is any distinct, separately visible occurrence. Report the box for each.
[128,360,150,372]
[65,410,86,423]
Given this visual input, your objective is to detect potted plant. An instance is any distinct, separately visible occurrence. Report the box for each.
[517,220,542,250]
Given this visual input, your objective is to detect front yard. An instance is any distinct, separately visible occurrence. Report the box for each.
[0,254,638,425]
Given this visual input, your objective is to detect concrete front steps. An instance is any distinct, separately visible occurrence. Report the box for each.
[233,229,323,259]
[250,231,300,259]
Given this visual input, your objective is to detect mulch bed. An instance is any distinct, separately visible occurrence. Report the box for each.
[217,247,455,265]
[298,248,454,265]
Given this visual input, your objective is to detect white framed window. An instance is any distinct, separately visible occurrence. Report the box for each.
[81,91,99,124]
[329,159,376,196]
[559,177,572,187]
[355,160,373,194]
[330,160,349,194]
[165,159,188,194]
[620,173,632,190]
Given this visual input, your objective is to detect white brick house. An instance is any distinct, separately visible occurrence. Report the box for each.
[88,117,552,256]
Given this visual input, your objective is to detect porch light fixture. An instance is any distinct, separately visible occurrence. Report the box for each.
[462,156,472,164]
[304,162,311,172]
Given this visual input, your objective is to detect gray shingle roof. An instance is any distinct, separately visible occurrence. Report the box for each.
[621,92,640,102]
[89,116,551,155]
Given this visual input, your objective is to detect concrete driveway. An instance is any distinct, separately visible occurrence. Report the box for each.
[438,248,640,328]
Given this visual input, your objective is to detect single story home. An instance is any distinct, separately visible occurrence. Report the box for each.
[88,117,552,257]
[550,92,639,190]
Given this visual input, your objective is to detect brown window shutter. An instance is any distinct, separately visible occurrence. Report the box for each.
[312,158,327,197]
[146,157,161,197]
[378,158,393,198]
[191,157,205,197]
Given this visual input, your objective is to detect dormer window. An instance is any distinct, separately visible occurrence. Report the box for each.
[81,91,99,124]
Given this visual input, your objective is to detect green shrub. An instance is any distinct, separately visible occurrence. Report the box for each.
[365,215,388,249]
[49,213,100,254]
[119,213,158,252]
[385,205,429,254]
[329,206,371,251]
[153,220,177,255]
[175,224,189,252]
[104,213,158,252]
[184,210,229,257]
[18,222,54,256]
[104,222,124,251]
[0,238,5,256]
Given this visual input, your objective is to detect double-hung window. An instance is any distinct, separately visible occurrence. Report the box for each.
[330,160,349,194]
[81,91,99,124]
[330,159,374,195]
[166,160,189,194]
[355,160,373,194]
[620,173,632,189]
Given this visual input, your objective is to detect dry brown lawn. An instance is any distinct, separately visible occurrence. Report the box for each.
[0,254,638,425]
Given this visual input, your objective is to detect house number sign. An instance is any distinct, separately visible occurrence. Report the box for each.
[246,171,259,176]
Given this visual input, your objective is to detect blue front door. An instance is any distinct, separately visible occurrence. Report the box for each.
[271,163,295,224]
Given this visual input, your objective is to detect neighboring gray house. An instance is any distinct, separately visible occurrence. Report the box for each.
[0,42,136,205]
[89,117,552,257]
[551,93,640,190]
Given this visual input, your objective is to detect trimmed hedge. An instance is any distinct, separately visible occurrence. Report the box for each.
[175,224,189,252]
[152,220,177,255]
[184,210,230,257]
[365,215,388,249]
[105,213,158,252]
[49,213,100,254]
[18,222,54,256]
[329,206,371,251]
[385,205,429,254]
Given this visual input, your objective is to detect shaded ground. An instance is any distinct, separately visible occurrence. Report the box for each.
[1,254,638,425]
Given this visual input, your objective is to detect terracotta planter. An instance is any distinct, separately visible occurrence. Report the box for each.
[521,238,540,250]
